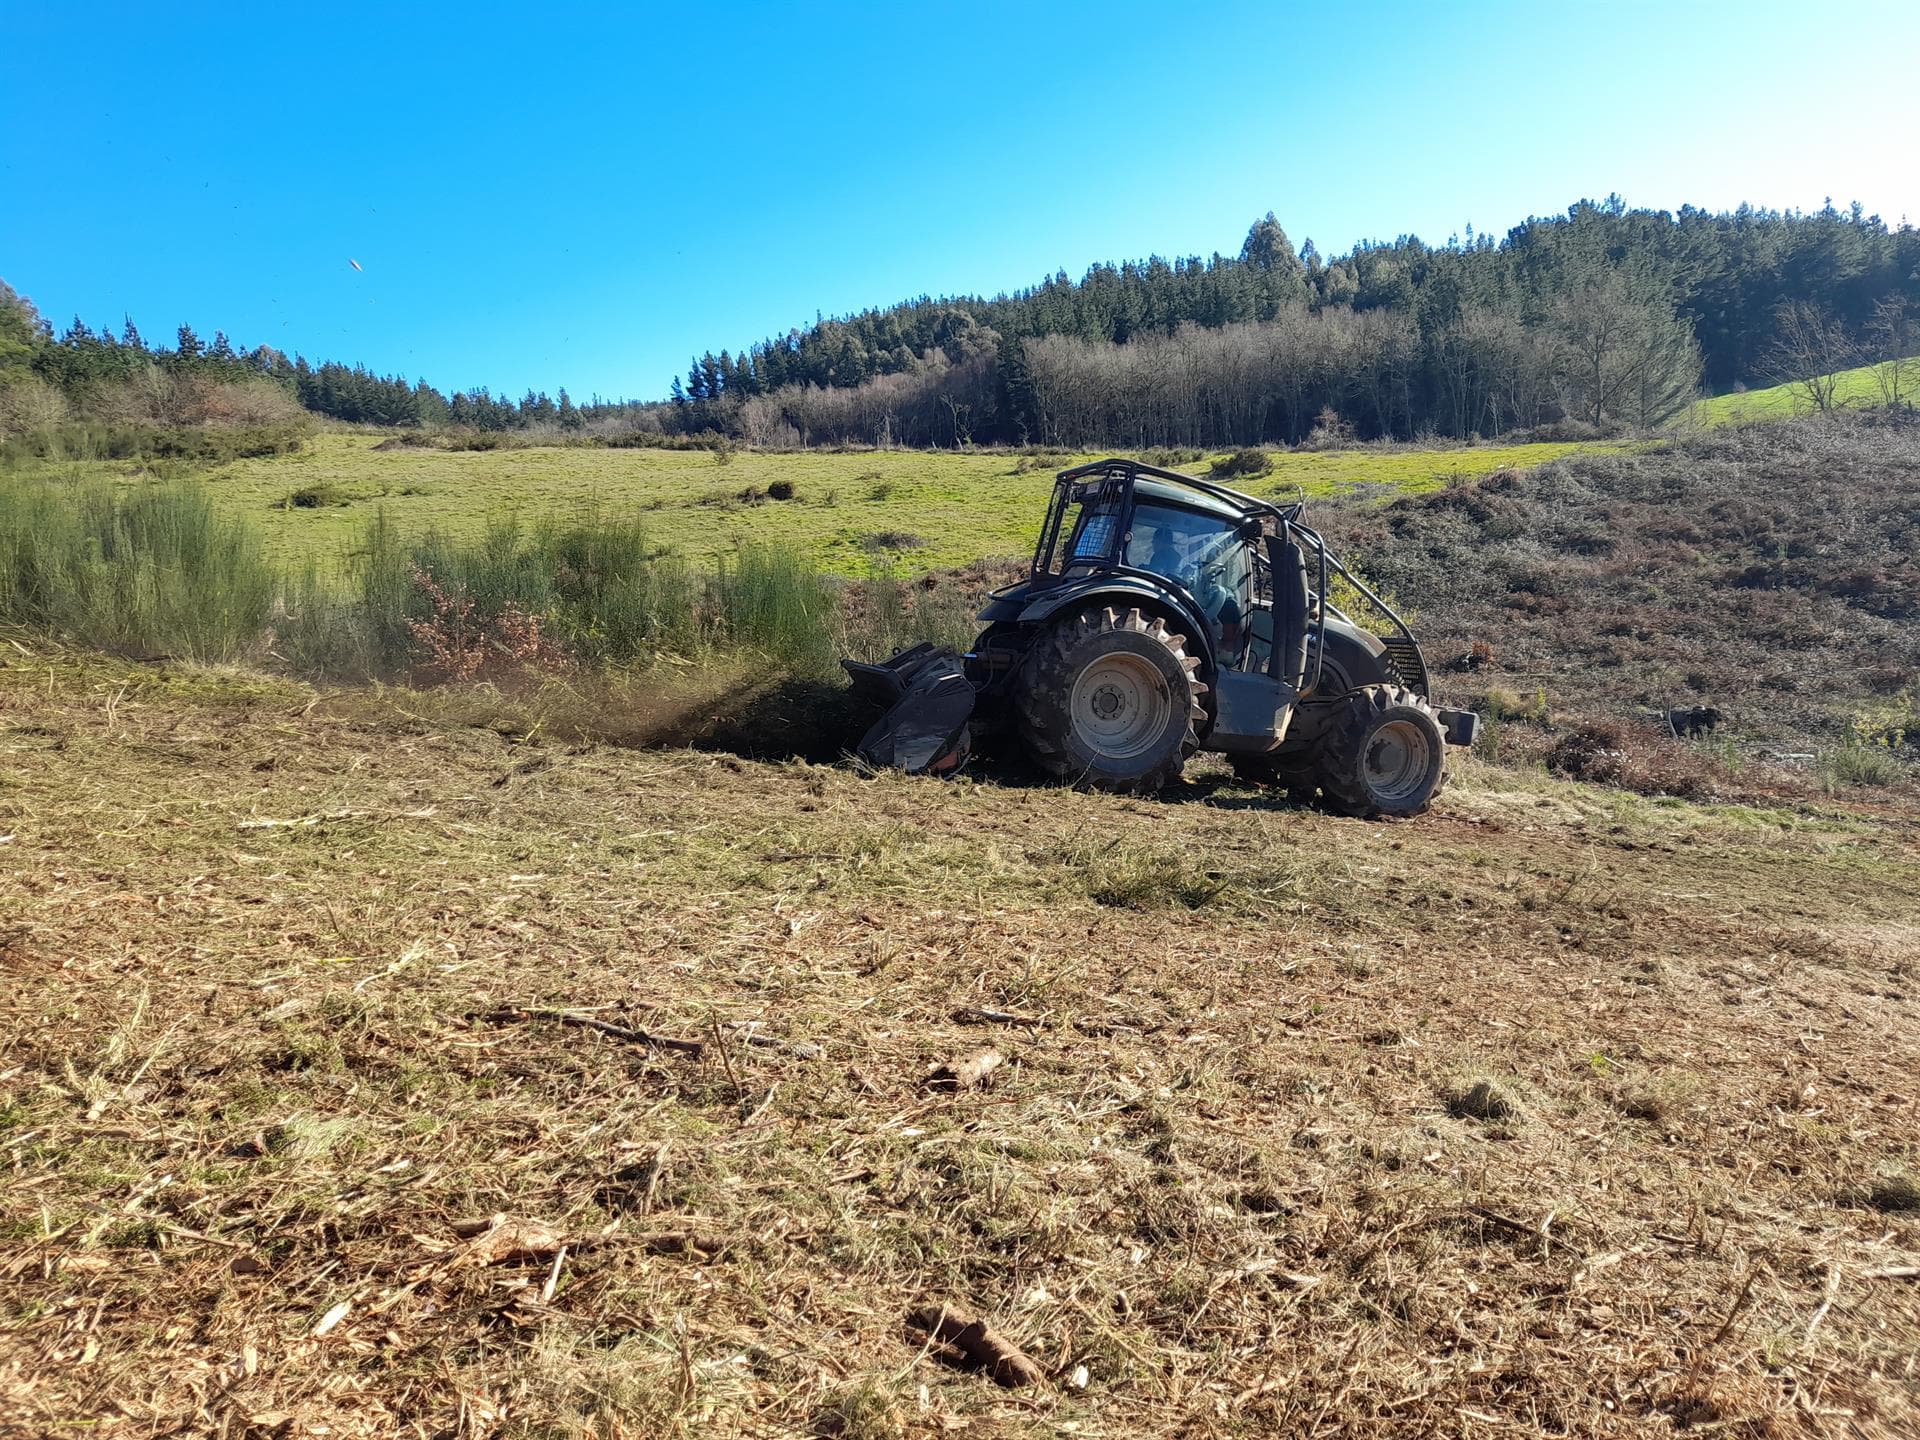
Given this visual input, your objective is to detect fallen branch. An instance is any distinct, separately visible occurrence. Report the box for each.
[952,1006,1045,1028]
[482,1007,704,1057]
[724,1022,823,1060]
[1072,1016,1161,1037]
[1464,1205,1536,1239]
[1862,1265,1919,1281]
[906,1303,1044,1388]
[238,807,437,831]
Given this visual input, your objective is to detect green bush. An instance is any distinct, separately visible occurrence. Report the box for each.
[712,544,836,673]
[1139,446,1203,468]
[0,422,305,466]
[277,515,850,682]
[1822,742,1904,790]
[1209,448,1273,480]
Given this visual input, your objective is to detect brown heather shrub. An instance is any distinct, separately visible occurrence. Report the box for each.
[404,567,576,684]
[1312,413,1920,763]
[1546,719,1714,798]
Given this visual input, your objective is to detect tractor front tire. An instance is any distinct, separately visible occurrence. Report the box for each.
[1016,606,1204,795]
[1313,684,1448,819]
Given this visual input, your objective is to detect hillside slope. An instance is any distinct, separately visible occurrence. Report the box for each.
[1322,412,1920,751]
[1693,357,1918,426]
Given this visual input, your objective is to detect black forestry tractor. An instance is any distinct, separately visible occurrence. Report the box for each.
[844,458,1479,818]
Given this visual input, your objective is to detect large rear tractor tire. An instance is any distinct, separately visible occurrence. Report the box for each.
[1313,684,1448,819]
[1016,606,1204,794]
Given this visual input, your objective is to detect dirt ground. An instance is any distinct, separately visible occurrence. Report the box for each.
[3,647,1918,1438]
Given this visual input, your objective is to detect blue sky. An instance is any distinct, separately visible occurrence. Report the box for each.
[4,1,1917,402]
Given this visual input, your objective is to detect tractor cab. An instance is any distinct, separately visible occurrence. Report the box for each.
[1009,461,1312,702]
[1058,478,1258,668]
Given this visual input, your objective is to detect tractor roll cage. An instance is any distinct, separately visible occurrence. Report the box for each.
[1030,459,1427,697]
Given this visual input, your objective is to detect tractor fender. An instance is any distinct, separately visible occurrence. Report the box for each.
[1307,618,1395,697]
[1007,578,1218,684]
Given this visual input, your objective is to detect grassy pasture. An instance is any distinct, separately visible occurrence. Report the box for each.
[1692,356,1917,427]
[169,434,1628,577]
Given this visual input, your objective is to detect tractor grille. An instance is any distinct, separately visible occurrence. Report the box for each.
[1380,637,1430,697]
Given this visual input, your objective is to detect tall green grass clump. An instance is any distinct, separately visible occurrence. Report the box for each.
[277,512,843,680]
[0,478,274,661]
[0,478,957,690]
[712,544,838,676]
[842,571,979,663]
[1821,742,1904,791]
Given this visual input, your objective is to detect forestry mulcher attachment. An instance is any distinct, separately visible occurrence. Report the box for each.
[844,458,1478,818]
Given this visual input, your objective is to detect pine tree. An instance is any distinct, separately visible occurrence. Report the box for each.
[994,332,1037,444]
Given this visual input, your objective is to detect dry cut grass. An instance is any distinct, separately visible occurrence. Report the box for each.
[2,645,1919,1438]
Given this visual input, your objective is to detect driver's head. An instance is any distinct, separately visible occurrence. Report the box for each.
[1148,531,1180,572]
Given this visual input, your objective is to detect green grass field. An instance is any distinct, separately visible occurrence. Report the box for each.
[1692,355,1916,426]
[180,434,1624,577]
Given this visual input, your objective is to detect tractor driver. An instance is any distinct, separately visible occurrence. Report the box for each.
[1145,526,1245,666]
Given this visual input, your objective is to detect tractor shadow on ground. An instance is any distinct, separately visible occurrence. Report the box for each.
[681,679,1324,816]
[1156,773,1321,813]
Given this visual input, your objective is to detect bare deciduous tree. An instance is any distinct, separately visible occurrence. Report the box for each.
[1867,295,1919,408]
[1552,271,1701,431]
[1763,302,1861,413]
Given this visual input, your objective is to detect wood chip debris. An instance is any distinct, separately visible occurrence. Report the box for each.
[926,1048,1004,1092]
[444,1214,569,1267]
[311,1299,352,1337]
[238,807,437,831]
[952,1005,1044,1027]
[404,1215,728,1279]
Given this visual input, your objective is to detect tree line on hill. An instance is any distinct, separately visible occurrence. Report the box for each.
[3,196,1916,449]
[682,198,1919,446]
[0,294,611,438]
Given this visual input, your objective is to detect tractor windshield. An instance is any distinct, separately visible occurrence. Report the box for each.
[1126,504,1240,588]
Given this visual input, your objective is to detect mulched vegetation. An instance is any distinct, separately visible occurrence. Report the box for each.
[3,648,1918,1437]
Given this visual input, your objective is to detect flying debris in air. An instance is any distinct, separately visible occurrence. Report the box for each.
[348,258,363,272]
